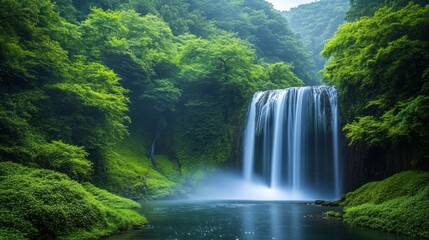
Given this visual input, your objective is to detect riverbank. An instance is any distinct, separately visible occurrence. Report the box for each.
[341,170,429,239]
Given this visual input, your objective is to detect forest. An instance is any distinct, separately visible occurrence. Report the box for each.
[283,0,349,76]
[0,0,428,239]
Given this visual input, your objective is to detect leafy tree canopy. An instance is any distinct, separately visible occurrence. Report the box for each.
[284,0,350,77]
[0,0,308,203]
[346,0,428,21]
[323,4,429,163]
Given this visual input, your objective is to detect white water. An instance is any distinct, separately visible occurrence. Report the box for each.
[243,93,262,182]
[242,86,341,200]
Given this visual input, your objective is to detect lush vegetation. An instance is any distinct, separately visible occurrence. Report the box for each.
[323,2,429,170]
[1,0,428,238]
[321,0,429,237]
[0,0,307,196]
[0,162,146,240]
[346,0,429,21]
[284,0,350,77]
[341,170,429,238]
[0,0,309,238]
[95,136,180,200]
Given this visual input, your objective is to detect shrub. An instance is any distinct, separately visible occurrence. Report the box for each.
[341,171,429,239]
[0,162,146,240]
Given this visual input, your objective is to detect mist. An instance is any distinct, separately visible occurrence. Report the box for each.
[190,172,310,201]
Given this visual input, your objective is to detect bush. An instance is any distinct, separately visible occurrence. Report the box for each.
[341,171,429,239]
[0,162,146,240]
[324,211,342,219]
[35,141,92,181]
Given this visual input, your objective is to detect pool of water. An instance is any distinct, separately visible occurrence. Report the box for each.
[110,200,414,240]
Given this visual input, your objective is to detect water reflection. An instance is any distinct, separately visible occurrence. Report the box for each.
[109,201,415,240]
[241,203,254,239]
[270,203,280,239]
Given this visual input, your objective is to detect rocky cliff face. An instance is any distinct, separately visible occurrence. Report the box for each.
[342,139,419,192]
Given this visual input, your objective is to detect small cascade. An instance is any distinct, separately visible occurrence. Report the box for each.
[242,86,341,199]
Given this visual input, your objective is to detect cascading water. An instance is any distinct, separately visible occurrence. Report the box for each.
[242,86,341,200]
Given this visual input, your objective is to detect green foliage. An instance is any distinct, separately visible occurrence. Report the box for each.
[0,0,131,160]
[0,0,310,216]
[82,182,140,209]
[0,162,146,240]
[284,0,350,76]
[177,33,257,148]
[153,155,181,182]
[80,8,175,66]
[0,1,315,239]
[264,62,304,88]
[153,0,211,36]
[0,0,75,85]
[0,90,45,163]
[175,33,304,154]
[346,0,428,21]
[51,61,130,148]
[96,136,178,200]
[341,170,429,238]
[35,141,91,181]
[344,95,429,146]
[323,4,429,163]
[79,7,181,127]
[123,0,316,84]
[141,79,182,113]
[324,210,342,219]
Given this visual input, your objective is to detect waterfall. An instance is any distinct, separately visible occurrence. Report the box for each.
[242,86,341,199]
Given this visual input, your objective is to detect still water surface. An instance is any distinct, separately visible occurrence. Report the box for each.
[110,200,413,240]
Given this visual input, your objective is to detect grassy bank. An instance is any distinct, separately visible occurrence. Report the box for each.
[341,170,429,239]
[0,162,147,240]
[95,136,180,200]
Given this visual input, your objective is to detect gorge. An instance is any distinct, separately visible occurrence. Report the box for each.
[1,0,428,239]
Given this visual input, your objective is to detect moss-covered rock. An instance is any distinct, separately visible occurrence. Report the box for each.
[341,170,429,239]
[0,162,147,240]
[315,200,340,206]
[96,136,178,200]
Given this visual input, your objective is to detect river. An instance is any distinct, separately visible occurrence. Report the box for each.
[109,200,413,240]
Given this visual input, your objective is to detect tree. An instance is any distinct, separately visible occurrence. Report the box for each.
[176,33,257,147]
[0,0,130,177]
[284,0,350,77]
[346,0,428,21]
[323,4,429,166]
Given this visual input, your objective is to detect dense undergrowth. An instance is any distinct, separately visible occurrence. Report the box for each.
[341,170,429,239]
[0,162,146,240]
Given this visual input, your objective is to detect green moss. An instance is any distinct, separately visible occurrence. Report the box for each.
[153,155,181,182]
[82,183,140,209]
[341,170,429,239]
[0,162,147,240]
[97,136,178,200]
